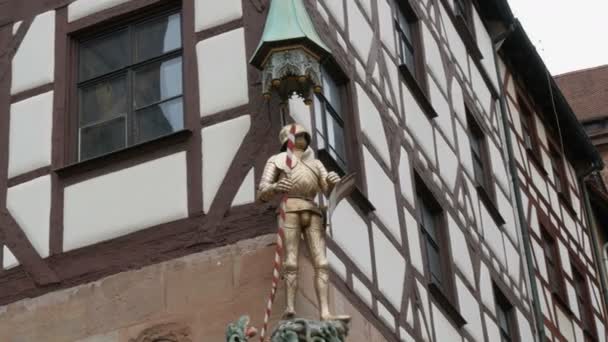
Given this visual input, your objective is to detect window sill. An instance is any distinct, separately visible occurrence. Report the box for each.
[551,290,571,315]
[475,184,505,225]
[526,147,547,176]
[428,282,467,327]
[558,192,577,217]
[318,148,375,214]
[452,14,483,61]
[398,65,438,119]
[55,129,192,178]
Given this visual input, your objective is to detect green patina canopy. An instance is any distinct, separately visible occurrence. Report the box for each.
[250,0,331,69]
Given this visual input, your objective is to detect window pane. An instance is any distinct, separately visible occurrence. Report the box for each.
[80,117,126,160]
[326,115,346,165]
[473,157,486,187]
[322,72,342,117]
[133,56,183,109]
[426,241,443,286]
[135,13,182,62]
[80,76,128,126]
[135,97,184,144]
[79,29,129,82]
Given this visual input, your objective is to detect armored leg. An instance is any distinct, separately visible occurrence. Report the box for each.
[282,213,301,319]
[305,215,350,321]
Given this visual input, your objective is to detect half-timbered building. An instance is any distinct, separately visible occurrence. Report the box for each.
[0,0,605,341]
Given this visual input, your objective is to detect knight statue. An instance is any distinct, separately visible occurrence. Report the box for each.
[257,124,350,322]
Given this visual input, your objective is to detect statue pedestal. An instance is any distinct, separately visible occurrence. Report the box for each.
[226,316,350,342]
[270,318,350,342]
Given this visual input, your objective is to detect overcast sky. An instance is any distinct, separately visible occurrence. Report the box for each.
[507,0,608,76]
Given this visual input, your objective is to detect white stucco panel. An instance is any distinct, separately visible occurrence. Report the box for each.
[404,209,424,274]
[485,313,502,342]
[398,149,414,206]
[352,274,373,308]
[517,310,535,342]
[505,239,521,283]
[448,216,474,286]
[346,0,373,62]
[422,26,446,93]
[64,153,189,251]
[357,84,391,167]
[202,115,250,213]
[479,263,495,313]
[433,302,460,342]
[331,201,373,279]
[11,11,55,95]
[404,86,435,165]
[378,0,396,56]
[456,120,474,180]
[232,168,255,207]
[197,28,249,117]
[8,91,53,179]
[3,246,19,270]
[373,224,406,311]
[457,278,484,342]
[436,133,458,191]
[327,249,346,280]
[321,0,345,29]
[363,148,401,242]
[195,0,242,32]
[68,0,131,22]
[7,176,51,258]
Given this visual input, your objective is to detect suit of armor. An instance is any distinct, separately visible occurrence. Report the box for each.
[258,124,348,321]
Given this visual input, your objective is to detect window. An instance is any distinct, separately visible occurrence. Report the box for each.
[550,146,570,201]
[494,286,518,342]
[541,228,567,302]
[395,3,425,87]
[76,11,183,161]
[416,178,450,292]
[572,266,596,339]
[517,94,539,155]
[467,109,493,197]
[314,67,347,171]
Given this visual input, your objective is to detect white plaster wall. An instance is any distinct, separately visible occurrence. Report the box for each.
[321,0,345,30]
[202,115,250,213]
[363,148,401,242]
[195,0,242,32]
[404,209,424,274]
[398,149,414,206]
[63,153,189,251]
[404,87,436,165]
[373,224,406,311]
[3,246,19,270]
[11,11,55,95]
[7,176,52,258]
[436,133,458,190]
[197,28,249,117]
[346,0,373,63]
[8,91,53,179]
[356,84,391,166]
[448,216,474,286]
[331,201,373,280]
[68,0,131,22]
[457,278,484,341]
[378,0,396,57]
[231,168,255,207]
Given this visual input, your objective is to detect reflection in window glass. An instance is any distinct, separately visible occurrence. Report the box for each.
[77,11,183,161]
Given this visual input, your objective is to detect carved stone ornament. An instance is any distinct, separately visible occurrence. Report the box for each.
[129,323,192,342]
[261,48,323,104]
[226,316,349,342]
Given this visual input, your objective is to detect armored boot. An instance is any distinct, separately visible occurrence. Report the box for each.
[283,270,298,319]
[316,267,351,322]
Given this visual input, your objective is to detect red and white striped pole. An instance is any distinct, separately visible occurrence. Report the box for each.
[259,124,297,342]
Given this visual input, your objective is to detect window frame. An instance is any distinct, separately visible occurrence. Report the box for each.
[540,224,569,306]
[313,67,349,173]
[394,1,437,119]
[467,107,495,200]
[549,144,571,204]
[67,6,185,163]
[516,92,545,167]
[571,257,598,340]
[493,284,520,342]
[453,0,475,37]
[414,174,465,326]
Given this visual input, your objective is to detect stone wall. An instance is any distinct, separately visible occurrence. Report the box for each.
[0,235,386,342]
